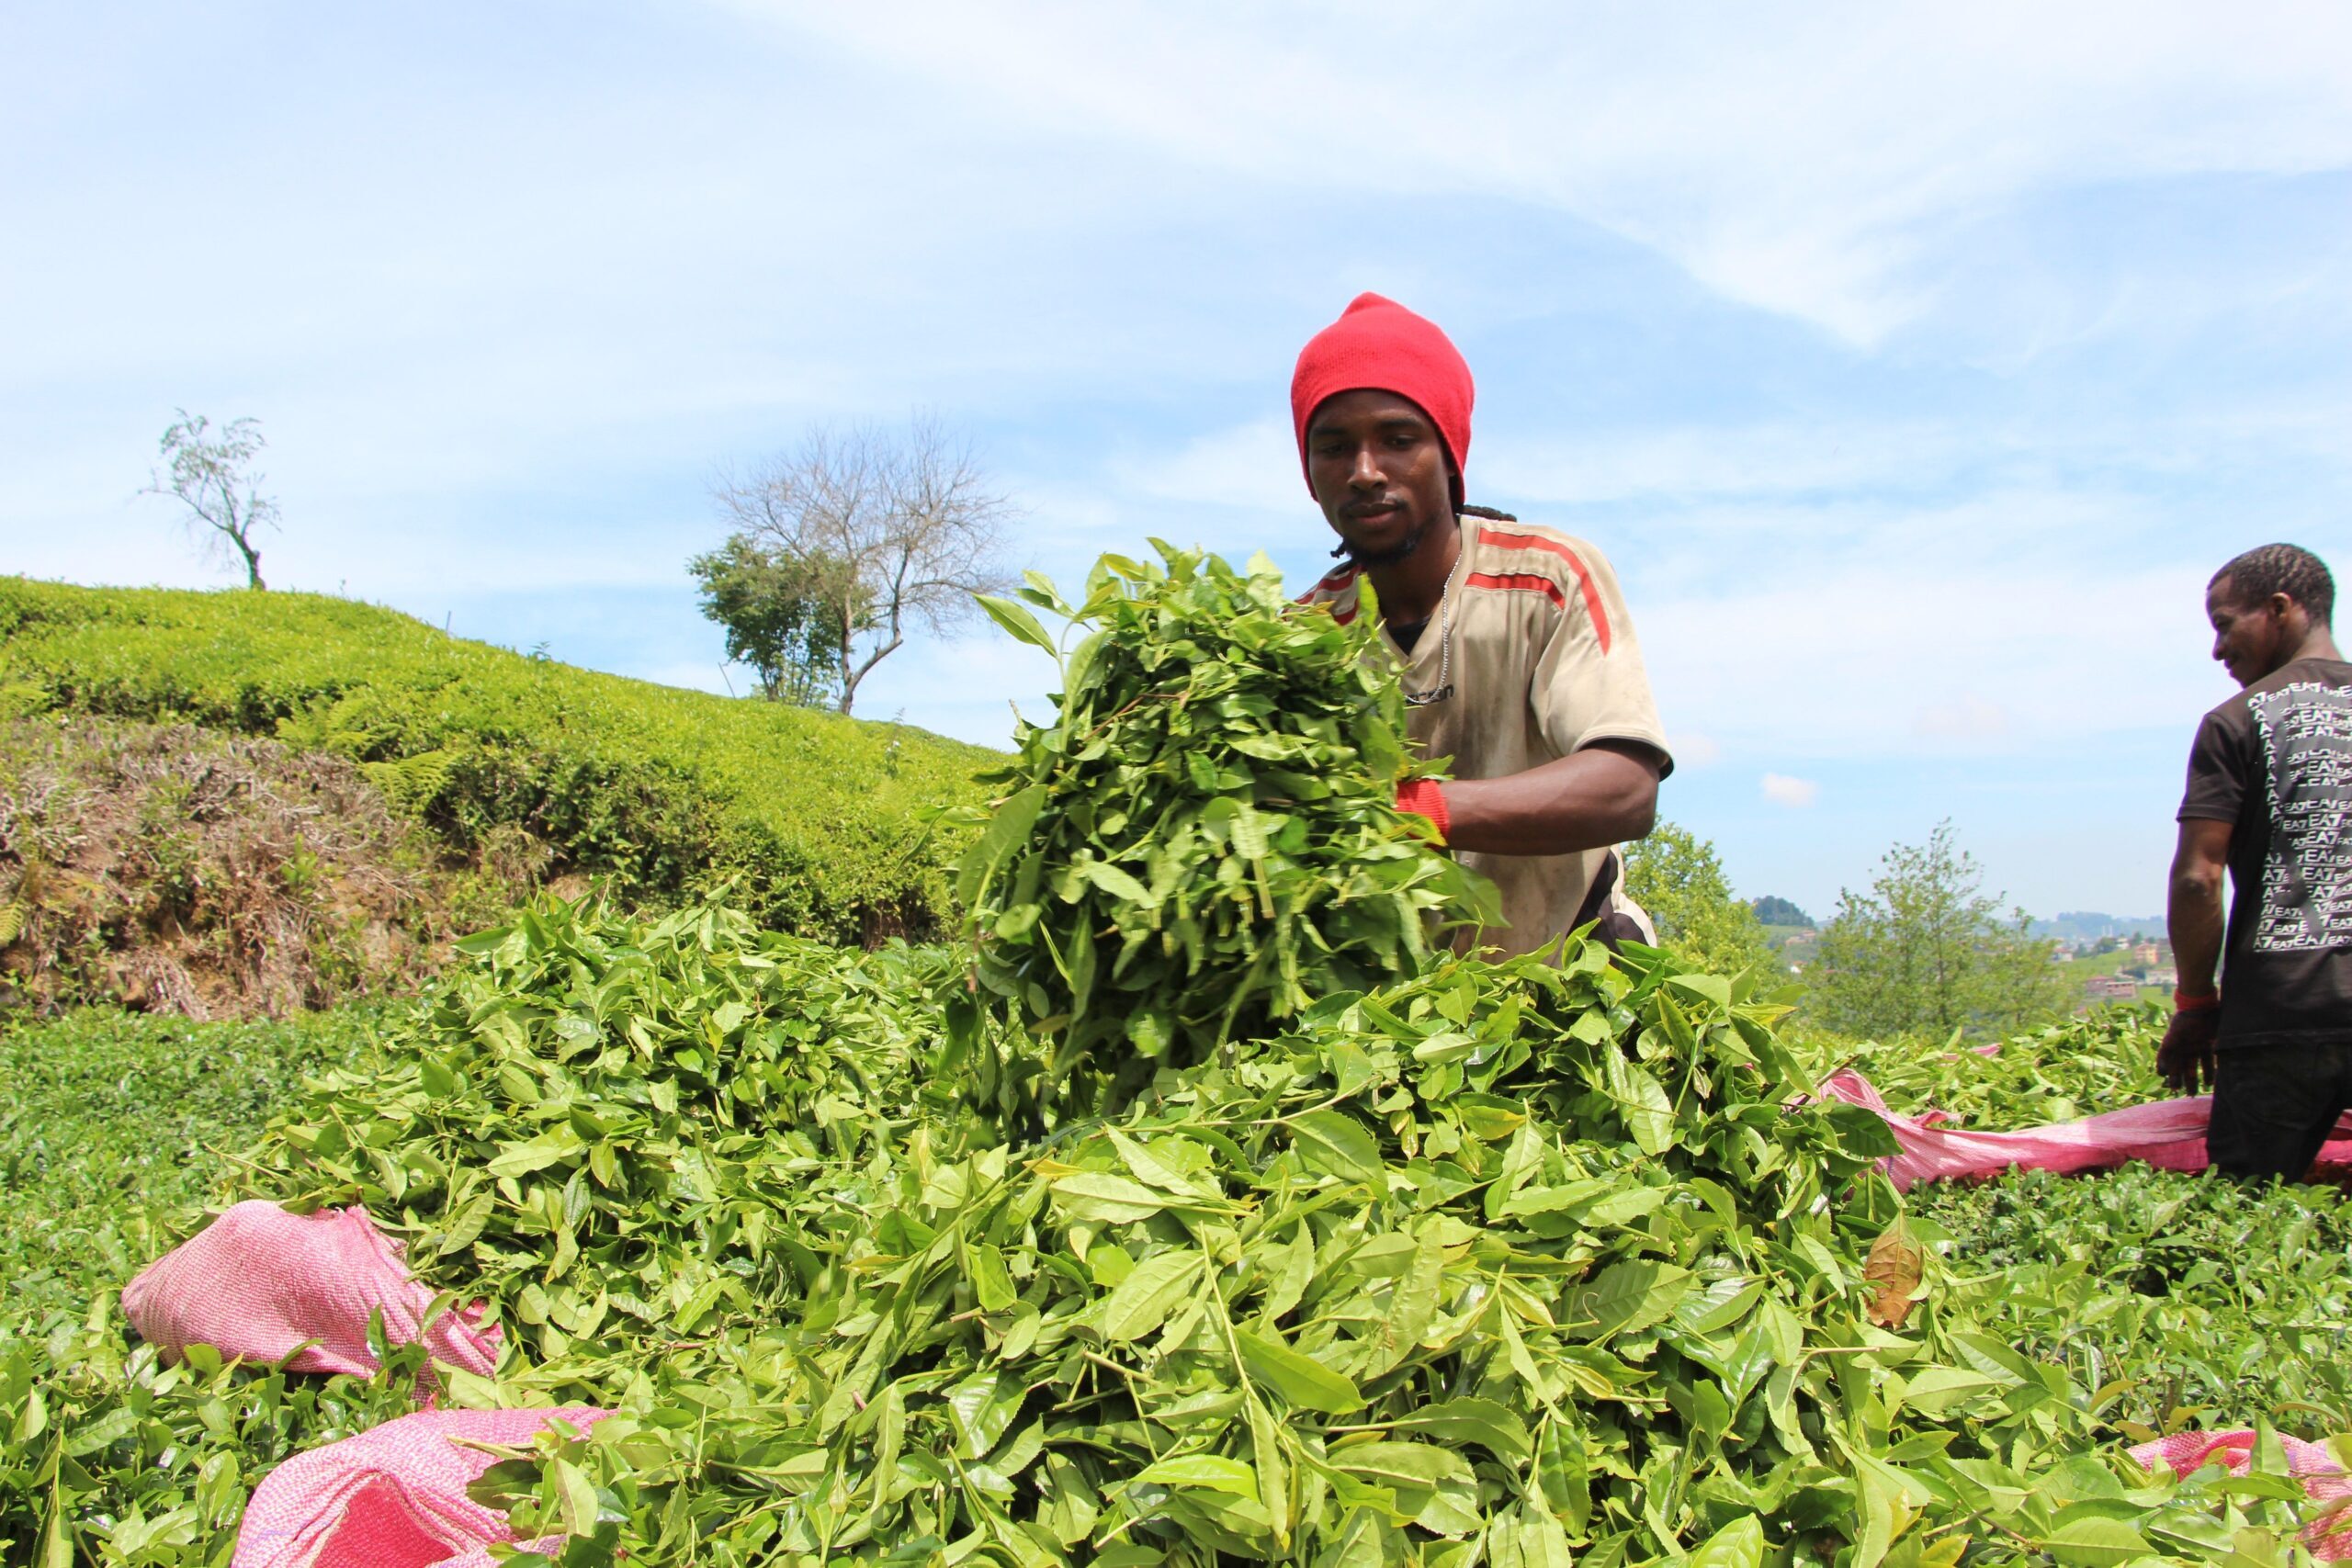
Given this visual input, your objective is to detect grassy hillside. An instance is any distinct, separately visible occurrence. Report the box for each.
[0,578,995,943]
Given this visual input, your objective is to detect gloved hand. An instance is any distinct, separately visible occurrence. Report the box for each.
[1396,778,1451,844]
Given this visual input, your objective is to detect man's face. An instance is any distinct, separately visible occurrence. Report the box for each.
[1304,389,1455,564]
[2207,575,2301,687]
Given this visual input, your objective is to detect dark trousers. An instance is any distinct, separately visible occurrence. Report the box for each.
[1571,852,1648,953]
[2207,1040,2352,1181]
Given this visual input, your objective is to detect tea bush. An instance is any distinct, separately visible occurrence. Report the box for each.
[1913,1164,2352,1434]
[0,578,994,943]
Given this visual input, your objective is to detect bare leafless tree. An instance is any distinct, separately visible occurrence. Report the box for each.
[714,414,1017,715]
[143,411,278,590]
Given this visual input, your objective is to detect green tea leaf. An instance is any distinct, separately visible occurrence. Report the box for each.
[1098,1249,1202,1342]
[1234,1328,1364,1414]
[1289,1110,1385,1185]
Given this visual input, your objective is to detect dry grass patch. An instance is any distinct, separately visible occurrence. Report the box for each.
[0,719,537,1016]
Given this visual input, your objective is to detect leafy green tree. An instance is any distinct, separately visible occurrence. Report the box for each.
[688,535,855,706]
[1623,820,1775,976]
[1808,820,2067,1040]
[1751,895,1813,927]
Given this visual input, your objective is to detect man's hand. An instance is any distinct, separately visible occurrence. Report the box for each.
[2157,1006,2220,1093]
[2163,818,2228,1094]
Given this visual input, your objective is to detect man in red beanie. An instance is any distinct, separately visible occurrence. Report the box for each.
[1293,292,1670,955]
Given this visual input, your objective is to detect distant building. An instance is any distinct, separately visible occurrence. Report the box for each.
[2085,976,2140,1000]
[2132,942,2162,964]
[2147,967,2178,988]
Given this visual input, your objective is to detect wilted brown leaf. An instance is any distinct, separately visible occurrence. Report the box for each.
[1863,1222,1925,1328]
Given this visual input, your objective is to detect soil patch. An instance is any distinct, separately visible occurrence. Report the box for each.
[0,718,542,1016]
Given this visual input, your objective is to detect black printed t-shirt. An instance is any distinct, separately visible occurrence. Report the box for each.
[2179,658,2352,1049]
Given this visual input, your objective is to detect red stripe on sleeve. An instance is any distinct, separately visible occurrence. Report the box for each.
[1295,563,1360,607]
[1464,570,1568,611]
[1477,529,1613,652]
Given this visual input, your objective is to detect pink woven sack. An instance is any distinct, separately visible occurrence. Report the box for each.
[232,1405,608,1568]
[1819,1071,2352,1190]
[123,1201,501,1377]
[2131,1430,2352,1560]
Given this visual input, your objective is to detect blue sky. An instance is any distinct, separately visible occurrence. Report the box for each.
[5,2,2348,920]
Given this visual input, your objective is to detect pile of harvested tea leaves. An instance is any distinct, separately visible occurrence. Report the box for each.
[13,899,2336,1567]
[317,910,2332,1567]
[950,544,1489,1123]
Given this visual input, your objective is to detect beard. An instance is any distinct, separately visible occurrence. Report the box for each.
[1329,518,1430,569]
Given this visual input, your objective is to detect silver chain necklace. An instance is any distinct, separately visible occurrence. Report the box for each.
[1401,579,1455,707]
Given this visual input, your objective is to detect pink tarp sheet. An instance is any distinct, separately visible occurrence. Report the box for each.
[232,1405,608,1568]
[1818,1070,2352,1190]
[123,1201,501,1377]
[2132,1430,2352,1560]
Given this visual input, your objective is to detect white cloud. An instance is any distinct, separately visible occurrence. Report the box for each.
[1760,773,1820,808]
[1484,421,1971,508]
[757,0,2352,344]
[1627,506,2252,760]
[1480,399,2352,512]
[3,1,2344,925]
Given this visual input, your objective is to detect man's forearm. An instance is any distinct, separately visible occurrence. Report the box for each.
[1439,742,1659,857]
[2168,852,2226,998]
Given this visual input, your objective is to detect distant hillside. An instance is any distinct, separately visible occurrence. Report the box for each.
[1751,895,1814,928]
[2030,911,2165,942]
[0,578,996,944]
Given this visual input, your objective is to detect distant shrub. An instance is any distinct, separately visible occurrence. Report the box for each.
[0,579,993,942]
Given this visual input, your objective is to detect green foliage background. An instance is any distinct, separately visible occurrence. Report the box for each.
[1622,820,1775,977]
[0,577,993,943]
[1911,1164,2352,1436]
[1815,1002,2352,1434]
[6,563,2350,1565]
[1806,820,2068,1041]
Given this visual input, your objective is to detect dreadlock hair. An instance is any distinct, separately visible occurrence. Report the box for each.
[2212,543,2335,626]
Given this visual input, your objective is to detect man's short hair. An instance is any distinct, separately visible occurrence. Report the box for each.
[2212,543,2335,626]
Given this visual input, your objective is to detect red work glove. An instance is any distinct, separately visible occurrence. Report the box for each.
[1396,778,1451,844]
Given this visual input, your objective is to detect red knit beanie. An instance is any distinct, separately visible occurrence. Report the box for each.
[1290,292,1475,501]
